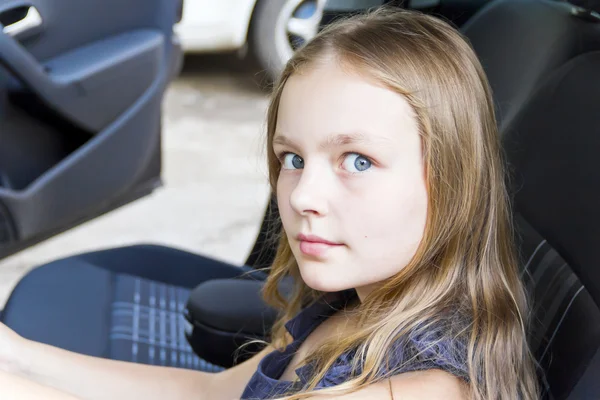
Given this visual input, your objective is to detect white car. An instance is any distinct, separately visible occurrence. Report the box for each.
[175,0,385,78]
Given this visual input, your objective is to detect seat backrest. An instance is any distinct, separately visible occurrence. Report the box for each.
[462,0,600,132]
[504,52,600,399]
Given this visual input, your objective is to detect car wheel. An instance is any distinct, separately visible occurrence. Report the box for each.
[249,0,326,82]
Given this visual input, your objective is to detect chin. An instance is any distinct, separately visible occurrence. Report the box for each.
[297,261,355,293]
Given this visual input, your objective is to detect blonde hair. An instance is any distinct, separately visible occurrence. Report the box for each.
[255,7,538,400]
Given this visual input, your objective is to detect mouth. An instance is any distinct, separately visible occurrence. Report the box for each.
[296,233,344,257]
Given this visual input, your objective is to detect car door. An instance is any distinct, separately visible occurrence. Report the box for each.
[0,0,183,259]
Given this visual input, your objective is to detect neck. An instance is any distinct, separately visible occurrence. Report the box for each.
[355,282,381,303]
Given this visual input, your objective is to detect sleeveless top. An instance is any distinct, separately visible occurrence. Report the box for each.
[241,290,470,400]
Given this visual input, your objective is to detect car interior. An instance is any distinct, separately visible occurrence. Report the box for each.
[0,0,184,257]
[0,0,599,398]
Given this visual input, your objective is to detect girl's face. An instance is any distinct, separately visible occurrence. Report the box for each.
[274,61,428,300]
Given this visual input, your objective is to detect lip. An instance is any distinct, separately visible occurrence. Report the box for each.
[297,233,341,245]
[296,233,343,257]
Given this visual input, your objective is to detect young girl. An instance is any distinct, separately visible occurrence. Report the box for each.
[0,7,538,400]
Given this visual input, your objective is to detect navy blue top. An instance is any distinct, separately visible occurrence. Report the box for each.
[241,290,469,400]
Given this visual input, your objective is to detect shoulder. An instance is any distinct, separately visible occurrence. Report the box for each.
[388,369,469,399]
[304,369,469,399]
[308,313,472,388]
[384,314,471,382]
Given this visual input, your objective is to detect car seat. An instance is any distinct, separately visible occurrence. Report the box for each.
[1,245,268,372]
[503,52,600,399]
[461,0,600,131]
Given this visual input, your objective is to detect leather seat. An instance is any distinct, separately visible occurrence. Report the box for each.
[462,0,600,131]
[504,52,600,399]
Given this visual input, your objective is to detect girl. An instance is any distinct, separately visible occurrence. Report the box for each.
[0,7,538,400]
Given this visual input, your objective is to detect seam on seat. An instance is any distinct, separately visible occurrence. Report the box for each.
[523,239,547,274]
[540,285,585,362]
[110,274,225,372]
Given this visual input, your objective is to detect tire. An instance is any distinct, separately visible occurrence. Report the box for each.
[249,0,325,82]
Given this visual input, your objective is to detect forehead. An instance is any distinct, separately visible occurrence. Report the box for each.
[275,62,419,143]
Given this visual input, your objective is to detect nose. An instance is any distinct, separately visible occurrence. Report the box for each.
[289,164,330,217]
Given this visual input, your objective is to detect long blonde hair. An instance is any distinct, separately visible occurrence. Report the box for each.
[257,7,538,400]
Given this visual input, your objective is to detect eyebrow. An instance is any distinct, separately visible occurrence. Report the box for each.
[273,132,378,150]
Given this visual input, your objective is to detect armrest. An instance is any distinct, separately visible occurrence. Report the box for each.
[184,279,278,368]
[186,279,279,335]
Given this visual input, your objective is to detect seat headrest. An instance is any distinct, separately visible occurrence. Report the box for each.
[462,0,600,132]
[569,0,600,14]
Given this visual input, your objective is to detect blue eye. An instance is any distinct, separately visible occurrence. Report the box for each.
[342,153,372,173]
[282,153,304,169]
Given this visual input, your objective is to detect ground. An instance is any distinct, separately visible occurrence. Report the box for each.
[0,54,272,307]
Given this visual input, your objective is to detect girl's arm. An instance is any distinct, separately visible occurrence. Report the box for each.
[24,338,272,400]
[2,322,271,400]
[19,337,217,400]
[0,368,80,400]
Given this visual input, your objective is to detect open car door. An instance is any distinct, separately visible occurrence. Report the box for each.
[0,0,183,259]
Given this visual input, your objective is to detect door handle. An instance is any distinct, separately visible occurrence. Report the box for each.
[2,6,42,38]
[0,15,85,130]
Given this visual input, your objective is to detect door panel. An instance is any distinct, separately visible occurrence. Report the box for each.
[0,0,183,259]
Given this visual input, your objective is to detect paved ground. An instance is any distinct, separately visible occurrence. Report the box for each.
[0,54,272,307]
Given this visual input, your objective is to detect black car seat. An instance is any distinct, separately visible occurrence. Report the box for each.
[461,0,600,132]
[503,52,600,399]
[1,245,268,372]
[1,0,599,382]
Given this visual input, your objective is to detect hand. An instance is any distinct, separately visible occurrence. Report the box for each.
[0,322,28,375]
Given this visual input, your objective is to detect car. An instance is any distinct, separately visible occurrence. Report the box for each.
[0,0,599,399]
[175,0,388,79]
[175,0,492,80]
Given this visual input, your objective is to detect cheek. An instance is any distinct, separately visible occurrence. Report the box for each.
[276,174,295,224]
[347,174,428,258]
